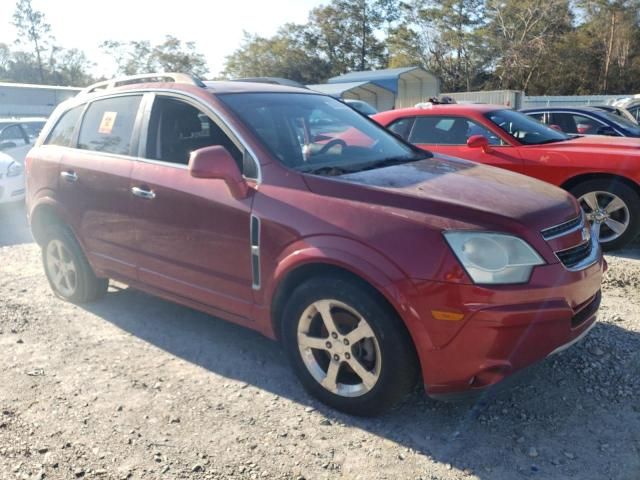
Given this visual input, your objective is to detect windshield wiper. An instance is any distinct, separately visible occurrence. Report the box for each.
[349,153,430,173]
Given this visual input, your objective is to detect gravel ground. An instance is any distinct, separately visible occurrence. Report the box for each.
[1,201,639,480]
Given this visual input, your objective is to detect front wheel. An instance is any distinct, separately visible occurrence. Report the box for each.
[281,276,418,416]
[570,180,640,251]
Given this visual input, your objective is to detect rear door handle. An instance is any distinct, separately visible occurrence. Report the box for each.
[131,186,156,200]
[60,171,78,182]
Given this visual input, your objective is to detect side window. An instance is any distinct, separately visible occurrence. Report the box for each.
[549,113,578,134]
[146,96,243,168]
[409,116,502,145]
[45,106,83,147]
[78,95,142,155]
[572,114,605,135]
[387,117,413,140]
[0,125,27,145]
[527,112,545,123]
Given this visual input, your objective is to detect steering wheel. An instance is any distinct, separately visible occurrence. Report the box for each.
[316,138,347,155]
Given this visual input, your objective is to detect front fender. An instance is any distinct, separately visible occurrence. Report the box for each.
[260,235,435,351]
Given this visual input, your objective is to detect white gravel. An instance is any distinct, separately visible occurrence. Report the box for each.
[1,202,639,480]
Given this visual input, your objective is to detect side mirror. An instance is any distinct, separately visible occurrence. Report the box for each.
[549,124,563,132]
[467,134,491,152]
[188,145,249,199]
[0,141,17,151]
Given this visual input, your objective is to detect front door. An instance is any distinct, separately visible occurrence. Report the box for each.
[130,94,255,319]
[407,115,526,175]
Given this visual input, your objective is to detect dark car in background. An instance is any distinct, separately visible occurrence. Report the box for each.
[521,106,640,138]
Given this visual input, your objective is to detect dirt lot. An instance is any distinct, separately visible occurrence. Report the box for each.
[0,201,639,480]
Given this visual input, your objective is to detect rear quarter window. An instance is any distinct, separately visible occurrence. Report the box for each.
[78,95,142,155]
[45,106,84,147]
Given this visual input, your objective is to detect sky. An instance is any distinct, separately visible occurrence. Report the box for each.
[0,0,326,79]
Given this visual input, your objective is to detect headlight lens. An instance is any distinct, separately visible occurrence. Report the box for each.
[444,232,545,284]
[7,161,24,177]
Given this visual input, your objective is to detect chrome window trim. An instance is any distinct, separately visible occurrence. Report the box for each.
[96,87,262,183]
[37,88,263,182]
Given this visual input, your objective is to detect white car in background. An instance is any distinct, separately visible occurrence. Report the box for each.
[0,118,46,204]
[0,150,25,204]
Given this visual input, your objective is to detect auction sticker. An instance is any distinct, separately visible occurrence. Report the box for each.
[98,111,118,134]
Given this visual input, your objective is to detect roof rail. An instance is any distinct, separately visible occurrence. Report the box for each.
[80,72,206,95]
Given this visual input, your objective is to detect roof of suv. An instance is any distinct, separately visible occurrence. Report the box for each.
[76,80,315,100]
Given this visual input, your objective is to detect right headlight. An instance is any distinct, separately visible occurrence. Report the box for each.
[7,161,24,177]
[444,231,545,285]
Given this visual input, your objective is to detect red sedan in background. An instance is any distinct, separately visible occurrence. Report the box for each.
[373,104,640,250]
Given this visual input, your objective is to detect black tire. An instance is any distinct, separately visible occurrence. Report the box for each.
[41,224,108,303]
[569,179,640,251]
[281,276,419,416]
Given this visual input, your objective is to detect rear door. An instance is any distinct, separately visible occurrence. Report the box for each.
[130,93,255,319]
[57,94,144,280]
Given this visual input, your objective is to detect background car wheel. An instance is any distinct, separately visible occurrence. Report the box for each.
[570,179,640,251]
[42,225,108,303]
[281,276,419,416]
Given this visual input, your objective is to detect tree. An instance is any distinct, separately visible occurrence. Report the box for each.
[12,0,52,83]
[416,0,485,91]
[223,27,331,83]
[575,0,640,92]
[101,36,209,77]
[482,0,574,91]
[307,0,388,73]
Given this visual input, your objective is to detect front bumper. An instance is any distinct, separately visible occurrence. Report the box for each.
[405,255,605,398]
[0,174,26,204]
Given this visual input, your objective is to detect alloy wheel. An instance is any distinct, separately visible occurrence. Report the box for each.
[578,190,630,243]
[297,299,382,398]
[45,239,78,297]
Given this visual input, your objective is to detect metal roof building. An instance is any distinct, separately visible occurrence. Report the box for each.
[307,81,396,111]
[328,67,439,109]
[0,82,80,117]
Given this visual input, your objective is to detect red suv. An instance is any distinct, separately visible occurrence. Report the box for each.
[26,74,604,415]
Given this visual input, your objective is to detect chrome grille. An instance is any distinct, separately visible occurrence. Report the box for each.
[541,215,583,240]
[556,241,593,269]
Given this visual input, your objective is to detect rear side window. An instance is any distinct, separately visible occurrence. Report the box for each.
[45,106,83,147]
[78,95,142,155]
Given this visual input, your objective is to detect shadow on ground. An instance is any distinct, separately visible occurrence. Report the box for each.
[83,285,640,479]
[0,202,32,247]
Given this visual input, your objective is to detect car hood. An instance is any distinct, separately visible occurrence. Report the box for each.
[549,135,640,151]
[304,154,579,233]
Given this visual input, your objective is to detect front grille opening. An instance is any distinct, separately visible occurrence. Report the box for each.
[541,215,582,240]
[572,291,601,328]
[556,240,592,268]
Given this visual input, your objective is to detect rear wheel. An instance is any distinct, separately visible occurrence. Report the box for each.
[42,225,108,303]
[570,180,640,251]
[281,276,418,416]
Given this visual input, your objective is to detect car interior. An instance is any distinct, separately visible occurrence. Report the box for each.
[146,97,242,167]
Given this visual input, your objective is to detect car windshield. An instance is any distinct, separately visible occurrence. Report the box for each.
[596,110,640,133]
[219,92,429,175]
[486,109,569,145]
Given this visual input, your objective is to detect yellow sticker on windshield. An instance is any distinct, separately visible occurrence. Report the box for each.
[98,111,117,134]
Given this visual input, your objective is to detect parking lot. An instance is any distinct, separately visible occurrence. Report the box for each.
[1,201,639,480]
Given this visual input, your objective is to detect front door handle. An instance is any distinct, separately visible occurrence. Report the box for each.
[60,171,78,182]
[131,186,156,200]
